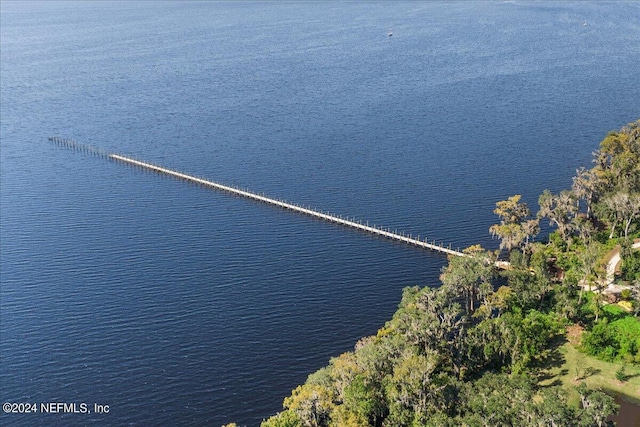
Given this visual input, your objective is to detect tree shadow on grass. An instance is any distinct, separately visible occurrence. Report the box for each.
[542,378,564,387]
[535,336,568,386]
[583,367,601,379]
[542,336,568,367]
[619,371,640,382]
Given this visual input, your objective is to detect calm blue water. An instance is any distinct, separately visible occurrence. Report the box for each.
[1,1,639,426]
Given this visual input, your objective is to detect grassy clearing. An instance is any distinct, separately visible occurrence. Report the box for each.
[540,341,640,405]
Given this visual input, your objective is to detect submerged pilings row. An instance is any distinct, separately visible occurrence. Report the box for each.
[49,136,466,257]
[48,136,109,158]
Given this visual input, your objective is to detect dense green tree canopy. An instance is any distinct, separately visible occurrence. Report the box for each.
[258,122,640,427]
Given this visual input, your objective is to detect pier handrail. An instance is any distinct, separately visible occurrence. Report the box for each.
[49,137,467,257]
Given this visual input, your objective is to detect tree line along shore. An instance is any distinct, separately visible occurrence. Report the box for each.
[227,120,640,427]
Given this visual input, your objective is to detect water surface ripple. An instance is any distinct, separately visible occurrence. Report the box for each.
[1,2,639,425]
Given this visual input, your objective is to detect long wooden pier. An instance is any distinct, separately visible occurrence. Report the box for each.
[49,137,466,257]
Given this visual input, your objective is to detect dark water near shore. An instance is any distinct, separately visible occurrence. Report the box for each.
[611,395,640,427]
[1,2,639,426]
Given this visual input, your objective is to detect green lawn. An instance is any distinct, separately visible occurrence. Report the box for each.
[540,341,640,405]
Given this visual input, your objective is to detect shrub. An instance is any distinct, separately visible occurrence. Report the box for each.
[621,251,640,281]
[581,316,640,363]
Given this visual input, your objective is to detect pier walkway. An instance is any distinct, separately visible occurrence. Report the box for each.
[49,137,466,257]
